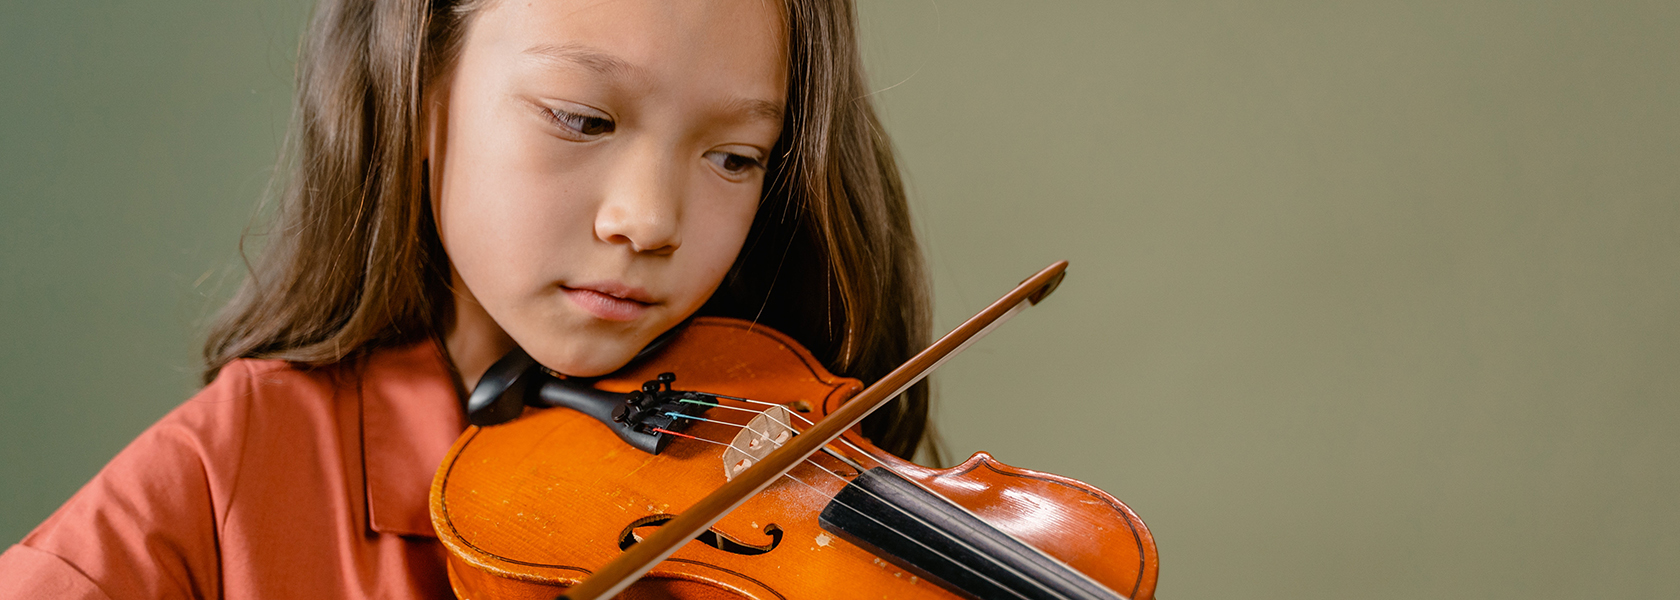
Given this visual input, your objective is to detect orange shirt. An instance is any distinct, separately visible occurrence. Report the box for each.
[0,342,464,599]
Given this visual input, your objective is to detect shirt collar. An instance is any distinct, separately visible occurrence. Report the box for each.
[358,340,466,537]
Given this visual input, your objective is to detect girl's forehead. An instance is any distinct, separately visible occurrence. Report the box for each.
[468,0,788,99]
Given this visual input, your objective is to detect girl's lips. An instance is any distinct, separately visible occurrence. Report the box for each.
[561,284,653,322]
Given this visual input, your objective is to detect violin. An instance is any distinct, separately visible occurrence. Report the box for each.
[429,262,1159,599]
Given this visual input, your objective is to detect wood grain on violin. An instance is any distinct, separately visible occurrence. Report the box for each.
[430,317,1158,599]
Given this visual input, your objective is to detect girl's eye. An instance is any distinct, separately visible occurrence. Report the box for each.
[545,107,615,138]
[705,150,765,176]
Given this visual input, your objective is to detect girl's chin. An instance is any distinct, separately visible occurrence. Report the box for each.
[510,307,688,377]
[521,335,646,378]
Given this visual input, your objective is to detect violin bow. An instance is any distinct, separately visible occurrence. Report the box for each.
[558,260,1070,600]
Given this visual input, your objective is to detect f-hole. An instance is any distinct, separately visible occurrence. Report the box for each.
[617,514,784,556]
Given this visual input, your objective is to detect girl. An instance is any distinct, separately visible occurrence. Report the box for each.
[0,0,934,597]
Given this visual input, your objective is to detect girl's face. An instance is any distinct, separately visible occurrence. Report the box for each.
[428,0,787,377]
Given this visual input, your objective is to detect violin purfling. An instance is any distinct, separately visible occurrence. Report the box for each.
[430,261,1160,600]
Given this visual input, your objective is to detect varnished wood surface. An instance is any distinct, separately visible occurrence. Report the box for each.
[430,316,1157,599]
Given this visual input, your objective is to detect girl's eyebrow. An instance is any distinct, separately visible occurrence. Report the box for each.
[522,42,634,76]
[522,42,783,125]
[723,97,784,125]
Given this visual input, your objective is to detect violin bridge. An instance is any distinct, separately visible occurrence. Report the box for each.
[722,406,796,481]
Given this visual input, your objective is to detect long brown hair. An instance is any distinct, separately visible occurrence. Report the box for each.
[205,0,937,462]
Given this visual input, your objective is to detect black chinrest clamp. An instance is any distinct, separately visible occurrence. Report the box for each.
[462,325,710,455]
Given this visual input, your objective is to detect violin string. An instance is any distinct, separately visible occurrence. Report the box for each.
[645,427,873,504]
[679,397,882,469]
[660,405,920,498]
[661,413,855,484]
[729,416,1064,600]
[776,471,1039,599]
[689,392,779,407]
[656,409,1049,599]
[676,398,762,415]
[661,412,749,429]
[672,398,873,475]
[650,418,1036,599]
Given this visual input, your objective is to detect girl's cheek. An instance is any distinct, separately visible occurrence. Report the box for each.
[694,170,763,243]
[448,111,601,257]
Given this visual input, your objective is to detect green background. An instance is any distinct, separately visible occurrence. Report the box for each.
[3,1,1676,598]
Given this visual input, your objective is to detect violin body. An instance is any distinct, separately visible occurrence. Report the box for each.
[430,317,1158,599]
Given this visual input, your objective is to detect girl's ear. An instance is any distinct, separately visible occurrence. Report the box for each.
[422,73,452,218]
[422,76,449,164]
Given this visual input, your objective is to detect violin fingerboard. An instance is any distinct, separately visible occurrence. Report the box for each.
[818,467,1130,600]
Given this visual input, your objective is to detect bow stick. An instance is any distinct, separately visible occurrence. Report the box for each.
[559,260,1070,600]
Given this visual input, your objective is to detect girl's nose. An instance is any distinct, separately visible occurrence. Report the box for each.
[594,148,683,255]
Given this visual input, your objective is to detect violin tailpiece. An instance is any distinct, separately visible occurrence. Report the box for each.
[527,371,713,455]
